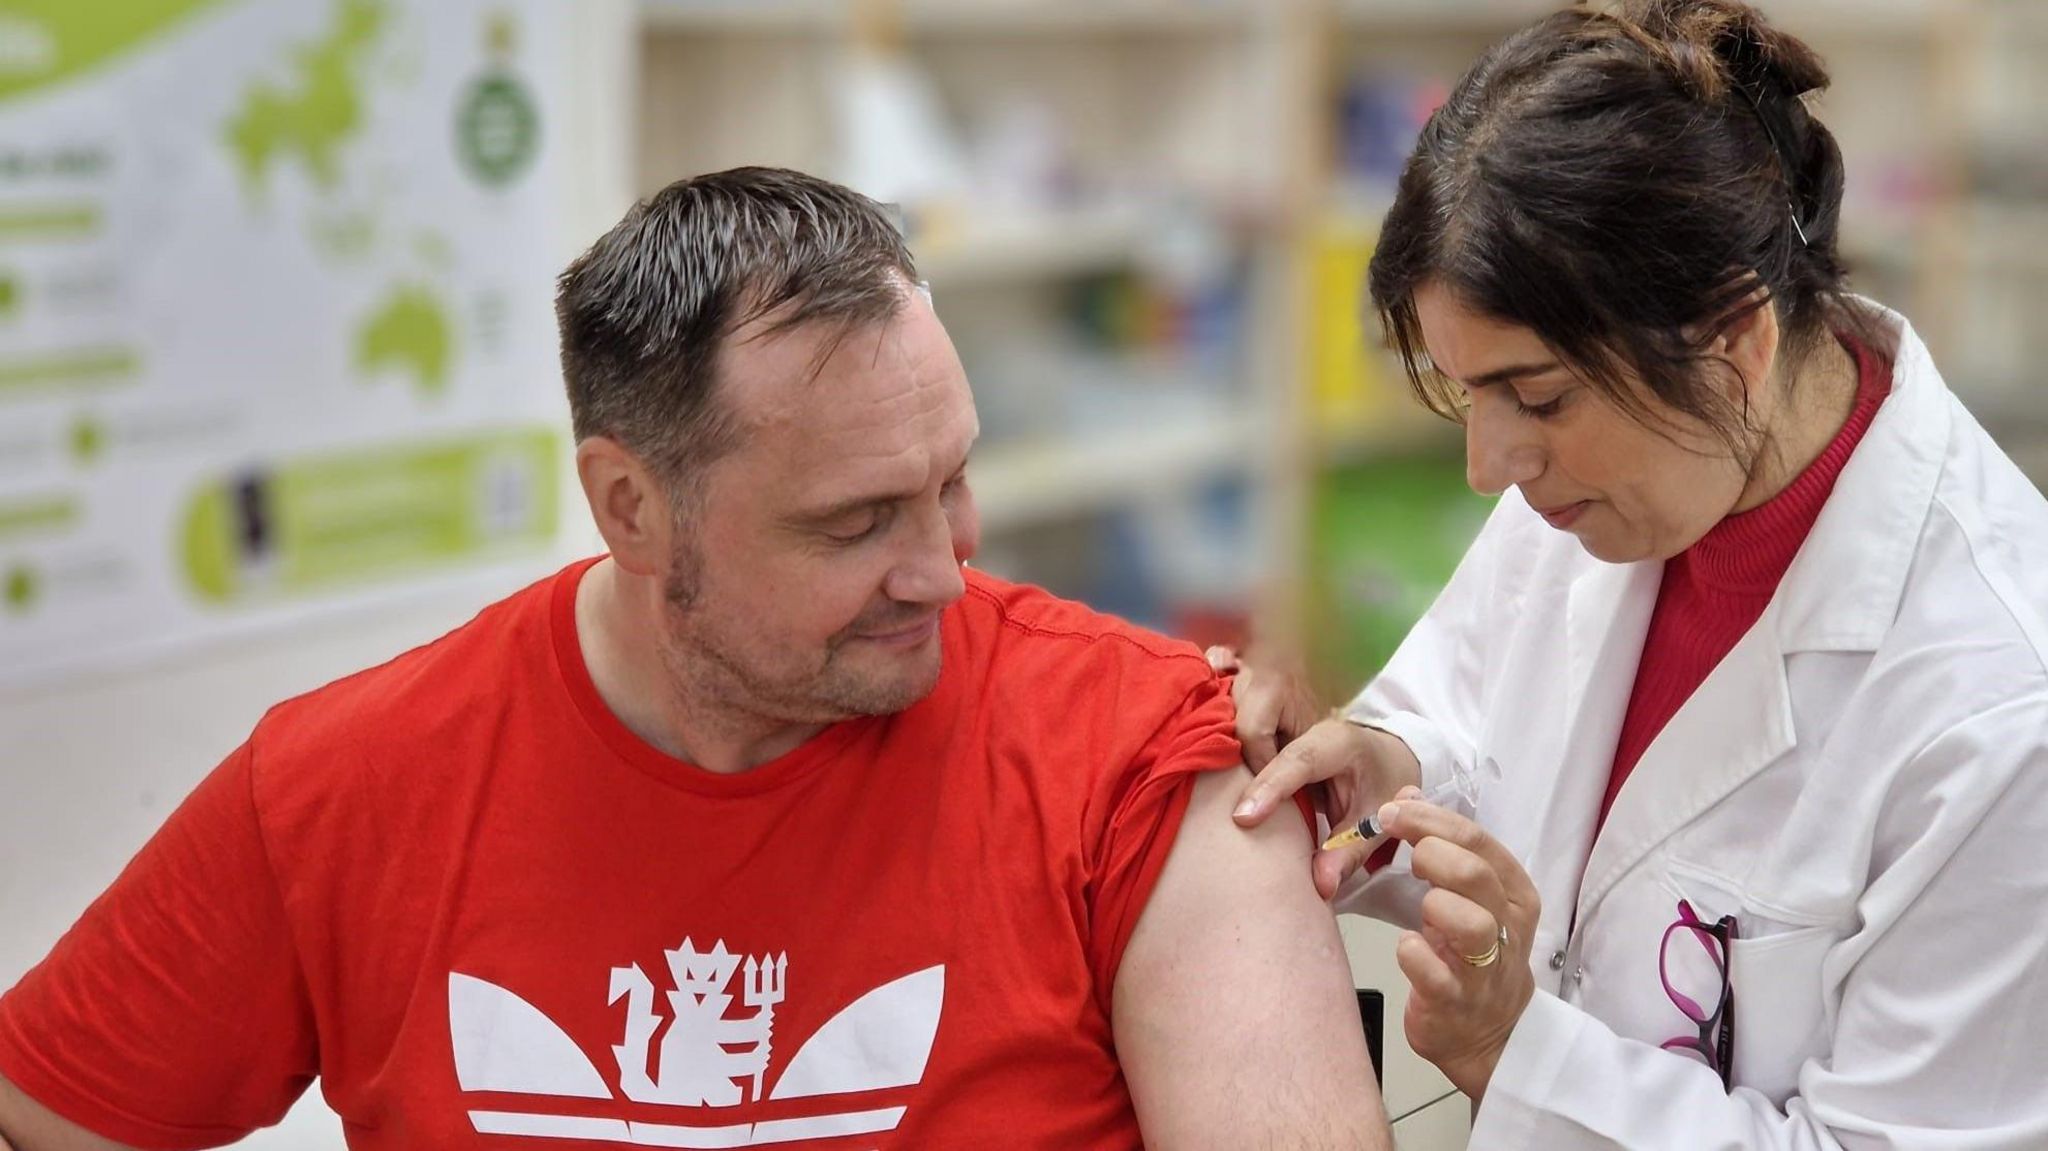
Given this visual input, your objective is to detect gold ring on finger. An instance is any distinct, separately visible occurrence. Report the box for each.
[1461,924,1508,968]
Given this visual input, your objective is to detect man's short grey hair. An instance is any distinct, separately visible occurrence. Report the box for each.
[555,167,919,491]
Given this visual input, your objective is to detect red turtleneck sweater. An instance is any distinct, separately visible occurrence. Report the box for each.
[1595,337,1891,833]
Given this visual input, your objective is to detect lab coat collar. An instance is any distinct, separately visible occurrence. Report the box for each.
[1769,304,1950,656]
[1571,303,1949,919]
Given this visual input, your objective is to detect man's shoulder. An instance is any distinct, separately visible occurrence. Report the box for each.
[248,561,570,782]
[958,568,1212,671]
[948,569,1227,734]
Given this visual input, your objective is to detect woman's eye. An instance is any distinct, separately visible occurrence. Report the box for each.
[1513,391,1569,420]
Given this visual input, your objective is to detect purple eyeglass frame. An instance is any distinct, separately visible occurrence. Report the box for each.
[1658,898,1738,1089]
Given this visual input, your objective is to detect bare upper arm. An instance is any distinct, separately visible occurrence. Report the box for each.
[0,1074,140,1151]
[1112,767,1391,1150]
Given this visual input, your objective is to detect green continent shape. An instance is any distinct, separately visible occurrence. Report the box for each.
[4,564,39,613]
[355,284,453,396]
[225,0,387,201]
[0,2,232,105]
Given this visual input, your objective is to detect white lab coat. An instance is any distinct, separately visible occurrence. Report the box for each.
[1339,306,2048,1149]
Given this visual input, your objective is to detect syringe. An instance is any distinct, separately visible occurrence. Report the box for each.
[1320,764,1481,852]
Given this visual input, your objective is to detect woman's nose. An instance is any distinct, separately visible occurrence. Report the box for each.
[1464,402,1544,496]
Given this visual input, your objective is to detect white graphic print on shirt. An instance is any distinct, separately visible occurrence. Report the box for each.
[448,937,945,1146]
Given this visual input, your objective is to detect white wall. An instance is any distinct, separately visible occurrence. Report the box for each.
[0,3,633,1146]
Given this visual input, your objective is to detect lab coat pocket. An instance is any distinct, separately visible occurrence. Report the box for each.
[1660,858,1835,1104]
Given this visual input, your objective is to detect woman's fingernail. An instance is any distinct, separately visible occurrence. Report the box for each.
[1377,802,1402,830]
[1233,795,1261,820]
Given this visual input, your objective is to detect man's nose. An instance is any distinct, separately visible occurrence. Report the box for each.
[884,497,968,608]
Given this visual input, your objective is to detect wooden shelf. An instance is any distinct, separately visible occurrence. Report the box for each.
[639,0,1253,35]
[1334,0,1938,40]
[644,0,1947,38]
[897,0,1254,35]
[972,408,1257,531]
[1333,0,1556,35]
[639,0,849,33]
[1769,0,1940,41]
[911,204,1154,287]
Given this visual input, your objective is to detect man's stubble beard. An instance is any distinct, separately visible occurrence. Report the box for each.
[659,530,941,726]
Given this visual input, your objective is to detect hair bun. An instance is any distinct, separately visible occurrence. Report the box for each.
[1621,0,1831,104]
[1617,0,1838,227]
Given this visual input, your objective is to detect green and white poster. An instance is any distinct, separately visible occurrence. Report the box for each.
[0,0,573,686]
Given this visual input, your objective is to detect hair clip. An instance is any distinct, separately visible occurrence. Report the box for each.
[1731,79,1811,249]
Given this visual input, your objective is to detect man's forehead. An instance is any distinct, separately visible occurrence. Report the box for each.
[730,291,959,415]
[713,315,976,502]
[719,319,881,419]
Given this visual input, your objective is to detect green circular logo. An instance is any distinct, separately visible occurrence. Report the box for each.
[456,72,539,188]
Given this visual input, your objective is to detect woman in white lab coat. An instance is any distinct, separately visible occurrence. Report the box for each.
[1219,2,2048,1147]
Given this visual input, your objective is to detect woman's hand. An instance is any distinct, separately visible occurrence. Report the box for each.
[1373,789,1541,1104]
[1209,646,1423,899]
[1204,645,1321,770]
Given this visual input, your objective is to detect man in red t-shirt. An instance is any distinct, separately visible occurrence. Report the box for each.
[0,169,1387,1150]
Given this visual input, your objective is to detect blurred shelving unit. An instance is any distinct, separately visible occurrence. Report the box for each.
[969,406,1254,531]
[628,0,2047,727]
[619,9,2025,704]
[1925,1,2048,464]
[634,0,1316,645]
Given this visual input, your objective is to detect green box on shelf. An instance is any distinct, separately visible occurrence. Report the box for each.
[1307,451,1493,698]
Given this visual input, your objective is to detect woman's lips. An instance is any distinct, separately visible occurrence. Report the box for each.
[1535,501,1590,529]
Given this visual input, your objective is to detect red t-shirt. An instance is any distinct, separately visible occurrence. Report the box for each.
[0,561,1242,1149]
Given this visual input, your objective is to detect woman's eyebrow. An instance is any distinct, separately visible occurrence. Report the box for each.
[1464,360,1563,388]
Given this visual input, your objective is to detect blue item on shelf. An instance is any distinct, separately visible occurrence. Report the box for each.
[1338,73,1444,189]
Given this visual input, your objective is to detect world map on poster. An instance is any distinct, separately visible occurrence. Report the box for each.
[0,0,572,685]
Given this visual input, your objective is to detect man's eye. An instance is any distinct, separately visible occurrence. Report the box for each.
[823,507,888,544]
[826,518,879,544]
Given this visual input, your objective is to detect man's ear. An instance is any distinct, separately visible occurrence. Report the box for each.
[577,436,670,577]
[1709,286,1782,409]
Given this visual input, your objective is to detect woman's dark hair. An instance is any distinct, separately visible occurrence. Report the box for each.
[1368,0,1881,449]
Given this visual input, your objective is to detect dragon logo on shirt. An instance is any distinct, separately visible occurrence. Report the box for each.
[608,938,786,1106]
[447,938,944,1146]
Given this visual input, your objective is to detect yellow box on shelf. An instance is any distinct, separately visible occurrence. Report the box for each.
[1304,211,1393,448]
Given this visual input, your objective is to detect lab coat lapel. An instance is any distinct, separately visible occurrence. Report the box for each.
[1536,558,1660,902]
[1575,612,1795,920]
[1565,559,1660,723]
